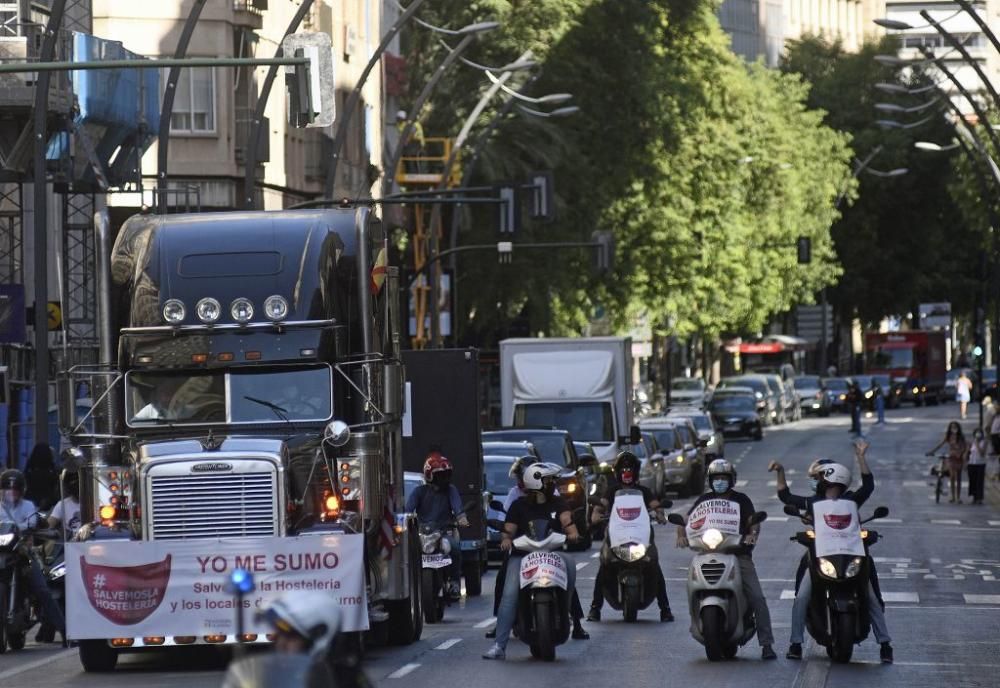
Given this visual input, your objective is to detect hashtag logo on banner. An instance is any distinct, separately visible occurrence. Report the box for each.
[92,573,106,589]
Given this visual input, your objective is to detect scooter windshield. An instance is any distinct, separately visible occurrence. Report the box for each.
[608,490,651,547]
[812,500,865,558]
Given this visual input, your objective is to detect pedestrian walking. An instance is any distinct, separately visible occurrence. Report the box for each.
[956,370,973,420]
[928,422,969,504]
[847,381,862,435]
[968,428,987,505]
[874,380,886,425]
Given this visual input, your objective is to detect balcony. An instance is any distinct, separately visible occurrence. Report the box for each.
[233,0,265,30]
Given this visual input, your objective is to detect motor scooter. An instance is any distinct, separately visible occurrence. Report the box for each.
[785,502,888,663]
[596,489,665,622]
[513,520,570,661]
[667,504,767,661]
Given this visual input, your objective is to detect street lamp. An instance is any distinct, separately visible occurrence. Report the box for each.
[864,167,909,178]
[914,141,960,152]
[874,97,940,114]
[875,114,936,130]
[874,81,944,96]
[515,104,581,118]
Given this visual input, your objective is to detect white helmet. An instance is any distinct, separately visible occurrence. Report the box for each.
[259,592,342,660]
[522,462,562,491]
[817,462,851,490]
[396,109,407,120]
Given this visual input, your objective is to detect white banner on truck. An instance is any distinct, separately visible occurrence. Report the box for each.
[66,534,368,639]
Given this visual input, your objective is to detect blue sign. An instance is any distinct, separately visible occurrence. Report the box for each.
[0,284,26,343]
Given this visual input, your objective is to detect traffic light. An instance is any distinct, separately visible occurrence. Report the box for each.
[498,185,519,233]
[974,345,984,359]
[282,32,335,128]
[797,236,811,264]
[592,230,614,274]
[528,171,555,222]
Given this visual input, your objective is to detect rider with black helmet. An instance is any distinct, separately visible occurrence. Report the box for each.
[587,451,674,622]
[677,459,777,660]
[0,468,66,642]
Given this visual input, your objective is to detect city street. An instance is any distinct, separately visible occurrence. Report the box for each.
[1,402,997,687]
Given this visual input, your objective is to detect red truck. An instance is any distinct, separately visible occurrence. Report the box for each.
[864,331,947,406]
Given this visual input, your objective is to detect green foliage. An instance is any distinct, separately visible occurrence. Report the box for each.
[399,0,853,344]
[781,35,982,325]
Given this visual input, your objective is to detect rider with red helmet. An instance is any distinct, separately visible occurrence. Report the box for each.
[404,451,469,598]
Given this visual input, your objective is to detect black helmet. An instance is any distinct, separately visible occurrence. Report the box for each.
[0,469,25,492]
[613,451,641,486]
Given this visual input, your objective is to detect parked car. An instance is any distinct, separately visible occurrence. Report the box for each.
[793,375,831,416]
[944,368,962,402]
[871,374,900,409]
[707,390,764,441]
[481,428,593,548]
[483,455,518,561]
[638,417,704,497]
[667,407,724,460]
[481,440,539,460]
[717,375,778,425]
[821,377,852,413]
[669,377,708,408]
[980,368,998,401]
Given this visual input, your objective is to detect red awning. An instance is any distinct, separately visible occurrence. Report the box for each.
[876,342,916,350]
[739,342,784,354]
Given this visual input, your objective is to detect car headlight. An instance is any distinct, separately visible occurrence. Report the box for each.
[755,392,763,399]
[865,391,873,399]
[675,455,685,464]
[702,528,724,550]
[230,298,255,323]
[706,435,716,446]
[844,557,864,578]
[612,543,647,562]
[818,557,838,578]
[912,386,919,394]
[839,394,846,400]
[263,295,289,322]
[0,533,14,547]
[162,298,185,324]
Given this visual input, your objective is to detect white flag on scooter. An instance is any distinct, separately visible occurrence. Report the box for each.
[608,492,651,547]
[812,499,865,558]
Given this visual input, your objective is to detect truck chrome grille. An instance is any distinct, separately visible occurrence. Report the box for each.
[149,471,277,540]
[700,562,726,584]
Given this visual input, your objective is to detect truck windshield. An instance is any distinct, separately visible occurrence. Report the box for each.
[515,402,615,443]
[867,347,914,369]
[126,365,333,426]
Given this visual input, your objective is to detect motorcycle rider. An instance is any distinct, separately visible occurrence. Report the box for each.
[676,459,777,660]
[483,462,580,660]
[404,452,469,599]
[223,591,371,688]
[0,469,66,643]
[769,456,893,664]
[587,451,674,622]
[487,455,589,640]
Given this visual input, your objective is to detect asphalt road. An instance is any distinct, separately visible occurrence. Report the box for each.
[1,401,998,687]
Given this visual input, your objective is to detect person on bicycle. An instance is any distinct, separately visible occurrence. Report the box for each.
[928,421,969,503]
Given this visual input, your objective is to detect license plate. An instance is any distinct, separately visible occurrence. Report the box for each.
[422,554,451,569]
[724,424,741,432]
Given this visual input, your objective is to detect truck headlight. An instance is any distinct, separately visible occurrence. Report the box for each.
[162,299,185,324]
[195,297,221,323]
[231,298,255,323]
[702,528,723,550]
[818,557,838,579]
[263,295,289,322]
[845,557,864,578]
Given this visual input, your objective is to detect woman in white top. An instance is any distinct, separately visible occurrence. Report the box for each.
[956,371,973,420]
[968,429,988,505]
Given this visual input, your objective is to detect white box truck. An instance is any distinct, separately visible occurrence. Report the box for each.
[500,337,638,462]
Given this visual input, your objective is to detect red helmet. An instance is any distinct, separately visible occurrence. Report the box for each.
[423,453,453,482]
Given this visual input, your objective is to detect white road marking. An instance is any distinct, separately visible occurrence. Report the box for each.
[780,590,796,600]
[989,521,1000,527]
[903,480,926,487]
[931,519,962,525]
[387,663,421,679]
[0,649,75,681]
[964,594,1000,604]
[735,480,748,487]
[591,551,601,559]
[875,518,902,523]
[474,617,497,628]
[767,515,789,522]
[875,557,912,563]
[576,562,589,570]
[882,592,920,603]
[434,639,462,650]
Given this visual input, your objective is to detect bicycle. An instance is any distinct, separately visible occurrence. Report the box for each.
[928,454,950,504]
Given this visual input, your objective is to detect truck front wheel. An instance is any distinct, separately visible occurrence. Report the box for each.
[79,640,119,672]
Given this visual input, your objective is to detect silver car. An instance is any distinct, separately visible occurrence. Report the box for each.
[670,378,707,408]
[638,417,704,497]
[667,407,724,460]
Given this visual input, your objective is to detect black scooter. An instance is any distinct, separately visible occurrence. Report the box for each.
[0,517,60,652]
[786,504,888,663]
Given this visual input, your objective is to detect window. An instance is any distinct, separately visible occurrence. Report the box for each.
[515,402,615,443]
[165,66,216,134]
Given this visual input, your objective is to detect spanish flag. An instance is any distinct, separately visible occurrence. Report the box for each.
[370,248,388,295]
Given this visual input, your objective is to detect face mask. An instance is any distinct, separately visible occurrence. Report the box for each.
[711,480,729,494]
[1,489,17,508]
[432,473,450,489]
[541,480,556,499]
[809,478,819,492]
[621,469,635,485]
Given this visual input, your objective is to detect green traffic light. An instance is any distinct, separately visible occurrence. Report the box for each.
[974,345,984,357]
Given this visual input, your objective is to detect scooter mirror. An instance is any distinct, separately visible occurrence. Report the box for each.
[462,500,478,513]
[872,506,889,519]
[749,510,768,525]
[783,505,801,518]
[489,500,505,512]
[666,512,686,527]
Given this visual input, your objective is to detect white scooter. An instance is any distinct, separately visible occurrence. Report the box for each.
[512,520,570,661]
[668,505,767,661]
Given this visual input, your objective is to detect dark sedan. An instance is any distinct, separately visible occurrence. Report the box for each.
[822,377,852,413]
[708,392,763,441]
[484,455,518,561]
